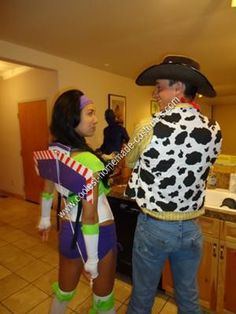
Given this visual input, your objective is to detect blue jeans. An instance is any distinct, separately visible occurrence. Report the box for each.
[127,213,203,314]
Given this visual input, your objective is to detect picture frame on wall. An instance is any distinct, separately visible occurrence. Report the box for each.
[108,94,126,126]
[150,99,160,115]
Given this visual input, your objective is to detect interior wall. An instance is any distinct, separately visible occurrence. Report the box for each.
[199,102,212,119]
[213,103,236,155]
[0,68,58,196]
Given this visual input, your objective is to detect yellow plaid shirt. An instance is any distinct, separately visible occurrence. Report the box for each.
[126,117,153,168]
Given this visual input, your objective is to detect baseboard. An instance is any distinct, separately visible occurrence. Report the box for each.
[0,189,24,200]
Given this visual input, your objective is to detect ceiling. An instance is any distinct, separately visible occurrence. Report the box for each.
[0,0,236,105]
[0,60,31,79]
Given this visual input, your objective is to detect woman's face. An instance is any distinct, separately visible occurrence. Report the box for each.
[75,103,98,137]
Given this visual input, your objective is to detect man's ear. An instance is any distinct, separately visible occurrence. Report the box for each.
[174,81,185,95]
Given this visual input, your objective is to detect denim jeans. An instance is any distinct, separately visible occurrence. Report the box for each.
[127,213,203,314]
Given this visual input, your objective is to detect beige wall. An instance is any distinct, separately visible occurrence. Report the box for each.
[0,68,58,196]
[199,96,236,155]
[0,40,152,196]
[199,102,212,118]
[213,103,236,155]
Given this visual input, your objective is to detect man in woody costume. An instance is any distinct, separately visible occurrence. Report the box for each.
[126,55,222,314]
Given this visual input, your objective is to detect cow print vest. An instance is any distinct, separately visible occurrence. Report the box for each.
[125,105,222,219]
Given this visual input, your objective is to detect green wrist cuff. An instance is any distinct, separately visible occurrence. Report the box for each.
[82,223,99,235]
[67,194,79,205]
[41,192,53,200]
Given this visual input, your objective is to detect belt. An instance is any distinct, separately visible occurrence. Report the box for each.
[141,207,201,221]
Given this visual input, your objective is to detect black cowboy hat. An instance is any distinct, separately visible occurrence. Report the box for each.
[136,55,216,97]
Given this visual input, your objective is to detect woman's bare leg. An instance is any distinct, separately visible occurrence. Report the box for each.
[89,249,117,313]
[58,254,84,291]
[93,249,116,295]
[50,254,84,314]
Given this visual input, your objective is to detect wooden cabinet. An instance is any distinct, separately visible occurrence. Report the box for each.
[162,217,236,313]
[197,217,220,311]
[217,221,236,313]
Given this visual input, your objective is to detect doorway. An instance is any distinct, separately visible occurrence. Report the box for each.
[18,100,49,203]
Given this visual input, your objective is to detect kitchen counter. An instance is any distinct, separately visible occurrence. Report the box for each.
[108,184,236,223]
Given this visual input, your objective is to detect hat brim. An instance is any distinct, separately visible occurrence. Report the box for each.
[135,64,216,97]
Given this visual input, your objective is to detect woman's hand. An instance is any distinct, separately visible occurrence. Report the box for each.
[84,259,99,279]
[38,216,51,241]
[82,268,92,282]
[38,227,50,241]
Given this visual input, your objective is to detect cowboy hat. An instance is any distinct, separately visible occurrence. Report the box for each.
[136,55,216,97]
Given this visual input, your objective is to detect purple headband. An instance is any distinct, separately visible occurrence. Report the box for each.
[80,95,93,109]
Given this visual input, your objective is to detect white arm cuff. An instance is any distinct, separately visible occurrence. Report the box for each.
[38,216,51,230]
[41,196,53,217]
[83,234,99,279]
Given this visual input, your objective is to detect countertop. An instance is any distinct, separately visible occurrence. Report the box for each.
[108,184,236,223]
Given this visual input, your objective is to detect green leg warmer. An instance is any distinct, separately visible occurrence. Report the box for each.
[89,291,115,314]
[52,282,76,302]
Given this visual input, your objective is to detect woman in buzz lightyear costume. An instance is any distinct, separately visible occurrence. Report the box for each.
[38,90,117,314]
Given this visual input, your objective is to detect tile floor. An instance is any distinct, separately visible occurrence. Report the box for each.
[0,195,179,313]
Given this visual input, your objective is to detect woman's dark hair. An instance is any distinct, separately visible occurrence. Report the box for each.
[50,89,109,186]
[169,79,198,100]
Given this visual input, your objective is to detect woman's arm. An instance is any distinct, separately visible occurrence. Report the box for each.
[38,179,54,241]
[81,174,99,224]
[81,173,100,279]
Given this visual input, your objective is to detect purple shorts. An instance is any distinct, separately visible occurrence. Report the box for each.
[59,221,117,260]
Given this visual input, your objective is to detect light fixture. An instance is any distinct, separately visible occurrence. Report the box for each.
[0,60,31,80]
[231,0,236,7]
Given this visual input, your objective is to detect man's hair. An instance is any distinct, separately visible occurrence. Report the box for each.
[105,109,116,124]
[169,80,198,100]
